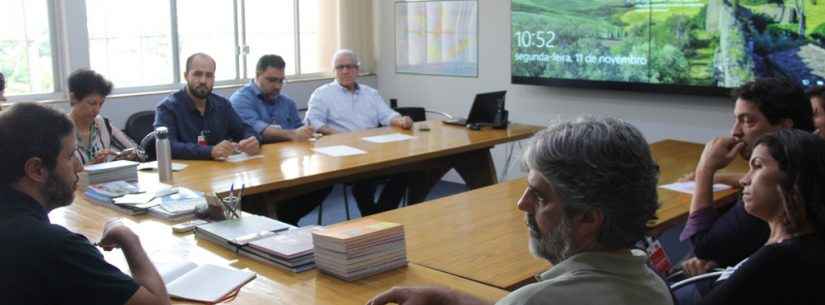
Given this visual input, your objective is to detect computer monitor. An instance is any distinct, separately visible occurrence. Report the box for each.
[466,91,506,125]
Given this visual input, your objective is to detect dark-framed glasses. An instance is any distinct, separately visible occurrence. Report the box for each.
[334,64,359,71]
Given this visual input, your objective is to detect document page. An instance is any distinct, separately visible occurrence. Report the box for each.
[312,145,367,157]
[362,133,416,143]
[226,153,264,163]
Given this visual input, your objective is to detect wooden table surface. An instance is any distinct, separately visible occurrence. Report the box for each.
[138,120,543,197]
[366,139,749,291]
[648,139,748,234]
[53,197,508,305]
[369,178,545,291]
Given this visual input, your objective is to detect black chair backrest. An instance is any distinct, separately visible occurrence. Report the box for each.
[139,131,157,161]
[394,107,426,122]
[125,110,156,144]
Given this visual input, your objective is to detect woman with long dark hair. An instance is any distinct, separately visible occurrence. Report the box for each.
[696,129,825,305]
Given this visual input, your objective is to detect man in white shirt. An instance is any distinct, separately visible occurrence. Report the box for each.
[305,49,413,215]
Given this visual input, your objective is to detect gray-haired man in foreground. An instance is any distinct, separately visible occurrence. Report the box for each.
[368,117,673,305]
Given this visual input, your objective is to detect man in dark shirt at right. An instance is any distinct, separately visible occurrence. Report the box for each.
[680,78,814,275]
[0,103,169,305]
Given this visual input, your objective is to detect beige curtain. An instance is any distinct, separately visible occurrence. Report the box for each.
[337,0,375,73]
[301,0,375,74]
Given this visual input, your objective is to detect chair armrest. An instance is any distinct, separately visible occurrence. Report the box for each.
[425,110,454,120]
[670,271,725,291]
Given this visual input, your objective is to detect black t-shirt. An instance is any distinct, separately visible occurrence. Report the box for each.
[0,186,139,305]
[691,199,770,267]
[699,235,825,305]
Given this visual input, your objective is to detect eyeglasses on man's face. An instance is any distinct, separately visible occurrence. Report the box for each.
[264,76,286,84]
[335,64,359,71]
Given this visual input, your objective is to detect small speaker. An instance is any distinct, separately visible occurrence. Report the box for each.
[493,99,508,129]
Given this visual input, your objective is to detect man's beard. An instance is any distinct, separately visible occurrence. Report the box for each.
[188,83,211,99]
[527,213,577,264]
[41,171,76,209]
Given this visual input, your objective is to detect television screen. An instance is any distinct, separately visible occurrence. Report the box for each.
[511,0,825,95]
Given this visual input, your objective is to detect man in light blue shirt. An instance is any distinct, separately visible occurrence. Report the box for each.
[230,54,313,143]
[305,49,413,215]
[228,54,329,225]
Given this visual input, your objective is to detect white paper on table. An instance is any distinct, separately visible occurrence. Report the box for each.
[138,161,188,172]
[362,133,417,143]
[659,181,732,194]
[312,145,367,157]
[226,153,264,163]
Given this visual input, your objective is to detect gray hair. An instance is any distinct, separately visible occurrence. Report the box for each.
[523,117,660,250]
[331,49,360,68]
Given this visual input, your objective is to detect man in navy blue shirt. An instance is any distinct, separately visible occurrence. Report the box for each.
[0,103,170,305]
[229,54,330,225]
[155,53,260,160]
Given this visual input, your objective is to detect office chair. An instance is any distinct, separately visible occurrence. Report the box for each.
[298,107,353,225]
[394,107,454,122]
[670,271,724,291]
[392,106,454,207]
[125,110,156,144]
[139,131,157,161]
[316,185,352,225]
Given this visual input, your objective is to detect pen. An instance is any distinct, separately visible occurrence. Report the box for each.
[238,184,245,204]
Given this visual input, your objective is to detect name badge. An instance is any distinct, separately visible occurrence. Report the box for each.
[197,132,207,146]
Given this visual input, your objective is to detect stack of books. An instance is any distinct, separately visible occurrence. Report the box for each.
[83,181,201,219]
[83,180,146,215]
[239,225,321,272]
[79,160,139,190]
[312,219,407,281]
[194,215,292,253]
[147,188,204,220]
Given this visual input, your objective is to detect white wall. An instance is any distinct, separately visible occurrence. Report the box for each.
[47,76,377,130]
[373,0,734,181]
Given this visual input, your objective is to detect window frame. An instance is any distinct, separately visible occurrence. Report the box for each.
[4,0,342,102]
[3,0,65,102]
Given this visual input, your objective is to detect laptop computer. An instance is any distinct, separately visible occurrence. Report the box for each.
[443,91,507,126]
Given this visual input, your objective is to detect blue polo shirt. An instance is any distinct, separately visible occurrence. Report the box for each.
[154,88,257,160]
[0,186,139,305]
[229,80,303,136]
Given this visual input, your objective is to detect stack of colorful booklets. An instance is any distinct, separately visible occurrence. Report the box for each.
[78,160,139,190]
[238,225,321,272]
[194,215,291,253]
[83,181,202,219]
[83,180,146,215]
[312,219,407,281]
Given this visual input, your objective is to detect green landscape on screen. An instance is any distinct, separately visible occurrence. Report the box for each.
[512,0,825,88]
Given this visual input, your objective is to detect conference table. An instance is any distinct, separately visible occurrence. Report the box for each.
[62,133,745,299]
[367,139,748,291]
[54,197,508,305]
[50,120,538,304]
[138,120,544,206]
